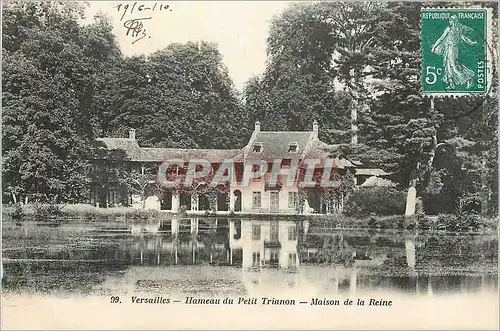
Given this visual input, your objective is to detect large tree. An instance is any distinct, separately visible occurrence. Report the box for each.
[104,42,251,149]
[2,1,122,203]
[244,1,498,216]
[244,2,350,139]
[2,2,251,204]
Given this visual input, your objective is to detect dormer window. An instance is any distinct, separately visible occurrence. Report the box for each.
[252,142,263,153]
[288,142,298,153]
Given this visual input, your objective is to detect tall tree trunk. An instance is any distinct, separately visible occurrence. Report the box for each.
[406,98,442,216]
[405,136,441,216]
[350,98,358,145]
[348,76,362,145]
[405,168,418,216]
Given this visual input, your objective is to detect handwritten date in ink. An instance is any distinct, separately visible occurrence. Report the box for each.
[115,2,171,21]
[115,2,172,44]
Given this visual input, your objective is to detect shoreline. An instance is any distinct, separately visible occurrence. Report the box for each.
[2,204,498,233]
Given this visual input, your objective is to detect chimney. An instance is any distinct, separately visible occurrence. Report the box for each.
[255,121,261,132]
[129,128,136,141]
[312,120,318,139]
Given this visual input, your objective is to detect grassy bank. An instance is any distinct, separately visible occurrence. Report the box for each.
[2,203,497,232]
[308,213,498,232]
[2,203,175,222]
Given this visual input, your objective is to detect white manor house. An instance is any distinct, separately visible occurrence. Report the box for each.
[92,121,391,215]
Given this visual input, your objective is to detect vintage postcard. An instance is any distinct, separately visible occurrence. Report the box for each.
[1,1,499,330]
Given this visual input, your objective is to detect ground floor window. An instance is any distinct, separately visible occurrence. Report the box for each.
[234,220,242,239]
[108,189,118,206]
[288,253,297,266]
[252,191,262,208]
[161,191,173,210]
[233,190,242,212]
[288,225,297,241]
[252,223,261,240]
[252,252,261,267]
[270,250,279,263]
[217,191,229,211]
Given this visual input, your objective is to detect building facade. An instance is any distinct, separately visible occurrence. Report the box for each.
[92,121,378,214]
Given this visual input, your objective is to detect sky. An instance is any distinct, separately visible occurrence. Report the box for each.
[85,1,293,91]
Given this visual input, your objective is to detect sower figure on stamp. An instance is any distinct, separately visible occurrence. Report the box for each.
[431,15,477,89]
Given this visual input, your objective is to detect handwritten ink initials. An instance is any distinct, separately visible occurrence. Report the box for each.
[123,17,151,44]
[115,2,172,44]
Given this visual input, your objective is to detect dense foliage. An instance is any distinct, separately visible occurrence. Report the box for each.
[2,1,249,204]
[100,42,250,149]
[2,1,117,203]
[244,1,498,216]
[344,187,407,217]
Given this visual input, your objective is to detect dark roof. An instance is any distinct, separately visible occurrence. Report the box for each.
[95,138,144,160]
[246,131,313,160]
[139,148,244,162]
[95,132,363,171]
[96,138,243,162]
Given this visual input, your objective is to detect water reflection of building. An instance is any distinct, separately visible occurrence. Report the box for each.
[299,232,355,265]
[112,219,498,297]
[229,219,299,270]
[127,218,230,266]
[125,220,411,274]
[125,218,301,270]
[11,219,497,299]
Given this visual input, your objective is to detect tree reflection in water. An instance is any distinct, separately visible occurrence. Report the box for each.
[1,218,497,295]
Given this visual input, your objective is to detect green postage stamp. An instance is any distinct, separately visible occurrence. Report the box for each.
[421,8,493,96]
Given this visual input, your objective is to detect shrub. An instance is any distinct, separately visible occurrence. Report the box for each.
[323,213,345,227]
[366,215,405,229]
[394,215,415,229]
[11,203,24,220]
[344,187,406,217]
[405,214,428,230]
[45,203,63,216]
[437,213,458,231]
[32,202,63,219]
[416,214,431,230]
[308,213,353,229]
[436,213,484,232]
[4,203,171,221]
[457,213,483,231]
[415,197,424,214]
[481,216,498,231]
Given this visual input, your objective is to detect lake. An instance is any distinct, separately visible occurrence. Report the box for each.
[2,217,498,329]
